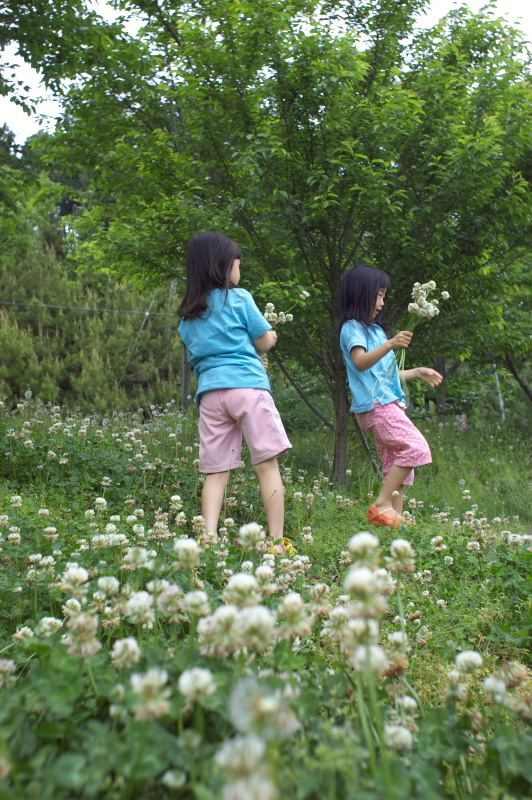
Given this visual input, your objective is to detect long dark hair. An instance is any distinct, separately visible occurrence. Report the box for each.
[337,263,392,329]
[178,232,242,319]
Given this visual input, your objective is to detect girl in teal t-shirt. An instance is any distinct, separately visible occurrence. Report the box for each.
[338,264,443,528]
[178,232,291,544]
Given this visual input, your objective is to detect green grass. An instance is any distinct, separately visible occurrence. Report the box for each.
[0,399,531,800]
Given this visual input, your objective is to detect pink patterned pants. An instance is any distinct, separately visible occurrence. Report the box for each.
[355,401,432,486]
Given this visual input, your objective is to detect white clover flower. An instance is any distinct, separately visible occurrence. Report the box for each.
[238,523,266,549]
[229,677,300,740]
[255,565,274,583]
[384,724,413,750]
[13,626,34,644]
[58,566,90,597]
[94,497,107,510]
[9,496,22,508]
[351,645,389,675]
[173,538,202,570]
[483,676,507,699]
[35,616,64,637]
[97,576,120,596]
[223,775,279,800]
[342,618,380,652]
[276,591,314,639]
[397,695,417,713]
[343,566,377,598]
[385,539,416,573]
[223,574,261,608]
[443,556,454,565]
[183,590,210,617]
[467,541,481,552]
[111,637,141,669]
[130,668,170,720]
[237,606,276,651]
[178,667,217,703]
[161,771,186,789]
[157,585,185,623]
[125,591,155,627]
[0,659,17,688]
[441,291,450,300]
[123,547,149,568]
[197,604,241,657]
[456,650,483,673]
[374,568,396,596]
[388,631,408,650]
[347,532,379,558]
[215,734,266,776]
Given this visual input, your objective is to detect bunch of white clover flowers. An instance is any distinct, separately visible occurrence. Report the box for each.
[407,281,449,324]
[262,289,309,326]
[395,280,450,373]
[263,303,293,326]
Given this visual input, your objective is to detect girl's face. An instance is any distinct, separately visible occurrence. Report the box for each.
[373,288,387,317]
[229,258,241,286]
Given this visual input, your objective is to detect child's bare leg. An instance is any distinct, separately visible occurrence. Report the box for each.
[254,456,284,543]
[202,470,231,533]
[374,466,411,515]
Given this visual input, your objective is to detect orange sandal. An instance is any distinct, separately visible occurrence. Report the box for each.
[367,505,414,528]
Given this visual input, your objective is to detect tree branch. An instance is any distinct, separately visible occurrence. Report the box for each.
[503,353,532,404]
[269,350,334,430]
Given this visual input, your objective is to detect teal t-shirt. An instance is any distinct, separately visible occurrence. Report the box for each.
[179,288,271,405]
[340,319,405,413]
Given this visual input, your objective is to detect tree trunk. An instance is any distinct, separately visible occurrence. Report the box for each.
[503,353,532,404]
[332,374,350,487]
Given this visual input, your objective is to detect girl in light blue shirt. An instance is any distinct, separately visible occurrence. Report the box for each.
[179,232,291,544]
[338,264,442,528]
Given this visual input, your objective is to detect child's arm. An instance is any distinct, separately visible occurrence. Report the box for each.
[400,367,443,387]
[254,329,278,352]
[351,330,412,372]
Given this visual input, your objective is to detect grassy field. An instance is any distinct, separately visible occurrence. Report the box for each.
[0,398,531,799]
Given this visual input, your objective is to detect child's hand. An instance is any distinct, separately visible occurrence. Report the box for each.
[261,354,269,371]
[391,330,413,349]
[416,367,443,387]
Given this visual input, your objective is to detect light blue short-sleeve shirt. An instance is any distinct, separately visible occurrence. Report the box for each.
[179,288,271,404]
[340,320,405,413]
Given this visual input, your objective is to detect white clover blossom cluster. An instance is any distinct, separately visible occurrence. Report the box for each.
[0,659,17,688]
[407,281,449,321]
[178,667,217,704]
[111,637,141,669]
[173,538,202,570]
[263,303,293,326]
[320,535,415,684]
[216,734,278,800]
[64,611,102,657]
[198,603,277,656]
[238,523,266,549]
[130,668,171,720]
[229,677,301,740]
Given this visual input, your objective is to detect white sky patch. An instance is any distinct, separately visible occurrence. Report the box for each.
[1,0,531,144]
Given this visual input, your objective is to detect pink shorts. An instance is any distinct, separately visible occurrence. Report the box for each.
[355,401,431,486]
[198,388,292,473]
